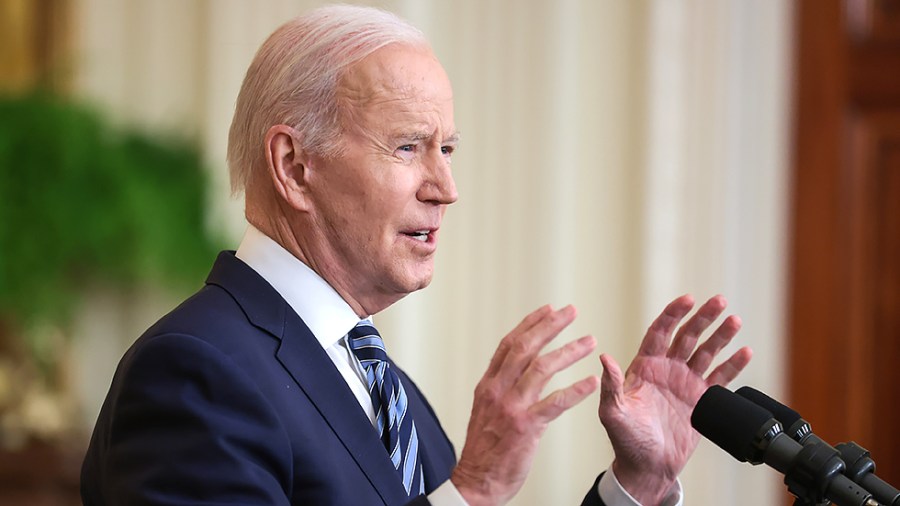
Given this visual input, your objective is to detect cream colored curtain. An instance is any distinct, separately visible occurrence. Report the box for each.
[71,1,792,504]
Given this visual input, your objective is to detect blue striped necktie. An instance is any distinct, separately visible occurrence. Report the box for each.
[348,319,425,496]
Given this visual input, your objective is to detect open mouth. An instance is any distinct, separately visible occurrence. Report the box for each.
[402,230,431,242]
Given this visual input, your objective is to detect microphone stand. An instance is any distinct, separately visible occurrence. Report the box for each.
[836,442,900,506]
[782,443,879,506]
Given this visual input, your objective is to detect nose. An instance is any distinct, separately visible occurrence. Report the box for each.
[418,150,458,205]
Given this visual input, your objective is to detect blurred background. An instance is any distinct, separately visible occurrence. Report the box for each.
[0,0,898,505]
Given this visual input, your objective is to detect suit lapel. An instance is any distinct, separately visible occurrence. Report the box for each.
[275,312,409,504]
[206,252,408,504]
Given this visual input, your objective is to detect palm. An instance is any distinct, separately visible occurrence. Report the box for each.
[604,356,706,477]
[597,295,752,504]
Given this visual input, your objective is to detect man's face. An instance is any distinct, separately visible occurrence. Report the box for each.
[303,43,458,313]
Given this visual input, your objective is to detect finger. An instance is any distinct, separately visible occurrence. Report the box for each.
[686,314,742,374]
[667,294,727,361]
[514,335,597,397]
[490,305,578,383]
[705,346,753,387]
[485,305,555,377]
[638,294,695,357]
[598,353,625,413]
[529,375,600,422]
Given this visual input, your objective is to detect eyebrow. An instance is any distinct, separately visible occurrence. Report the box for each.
[393,130,461,144]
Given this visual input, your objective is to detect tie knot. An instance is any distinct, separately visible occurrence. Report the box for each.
[347,319,388,364]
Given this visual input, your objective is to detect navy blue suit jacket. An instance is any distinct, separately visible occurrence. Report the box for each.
[81,252,606,505]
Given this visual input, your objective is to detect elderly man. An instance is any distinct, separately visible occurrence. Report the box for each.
[81,5,751,506]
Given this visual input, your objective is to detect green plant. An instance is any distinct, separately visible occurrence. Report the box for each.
[0,91,224,359]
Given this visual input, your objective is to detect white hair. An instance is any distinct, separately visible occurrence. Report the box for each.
[227,4,429,195]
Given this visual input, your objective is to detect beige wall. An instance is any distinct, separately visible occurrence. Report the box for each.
[70,1,792,504]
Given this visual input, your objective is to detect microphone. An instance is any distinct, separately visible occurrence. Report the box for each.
[735,386,823,445]
[736,386,900,506]
[691,385,879,506]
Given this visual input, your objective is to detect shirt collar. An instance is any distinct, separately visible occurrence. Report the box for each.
[235,224,362,350]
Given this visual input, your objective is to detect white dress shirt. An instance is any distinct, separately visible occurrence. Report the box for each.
[235,224,682,506]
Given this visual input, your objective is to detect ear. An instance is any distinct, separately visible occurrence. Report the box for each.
[264,124,313,211]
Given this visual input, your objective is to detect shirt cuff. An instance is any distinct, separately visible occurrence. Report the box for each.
[428,480,469,506]
[598,467,683,506]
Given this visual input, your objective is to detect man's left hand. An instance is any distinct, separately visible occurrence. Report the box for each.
[597,294,753,505]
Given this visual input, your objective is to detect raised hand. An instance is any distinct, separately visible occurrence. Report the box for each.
[598,294,752,505]
[452,305,600,506]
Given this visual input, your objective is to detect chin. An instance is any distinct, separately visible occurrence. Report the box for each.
[375,274,432,312]
[402,267,434,294]
[382,261,435,298]
[413,275,433,291]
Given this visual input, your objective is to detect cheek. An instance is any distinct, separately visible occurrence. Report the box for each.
[363,186,410,224]
[320,166,421,241]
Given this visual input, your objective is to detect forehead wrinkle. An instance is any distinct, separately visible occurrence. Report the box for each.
[337,56,452,110]
[337,54,430,106]
[334,45,454,143]
[336,78,436,134]
[339,80,442,115]
[338,92,454,142]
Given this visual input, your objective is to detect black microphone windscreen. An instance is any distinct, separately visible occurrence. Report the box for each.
[691,385,776,463]
[736,386,803,429]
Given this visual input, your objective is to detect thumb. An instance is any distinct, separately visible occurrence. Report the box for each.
[598,353,625,412]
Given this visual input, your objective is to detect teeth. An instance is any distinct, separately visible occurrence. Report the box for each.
[408,231,429,242]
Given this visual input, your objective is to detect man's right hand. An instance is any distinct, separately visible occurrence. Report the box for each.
[451,305,600,506]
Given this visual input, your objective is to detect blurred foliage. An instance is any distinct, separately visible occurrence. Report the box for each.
[0,91,224,342]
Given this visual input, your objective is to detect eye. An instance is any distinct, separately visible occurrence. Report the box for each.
[395,144,417,160]
[441,145,455,158]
